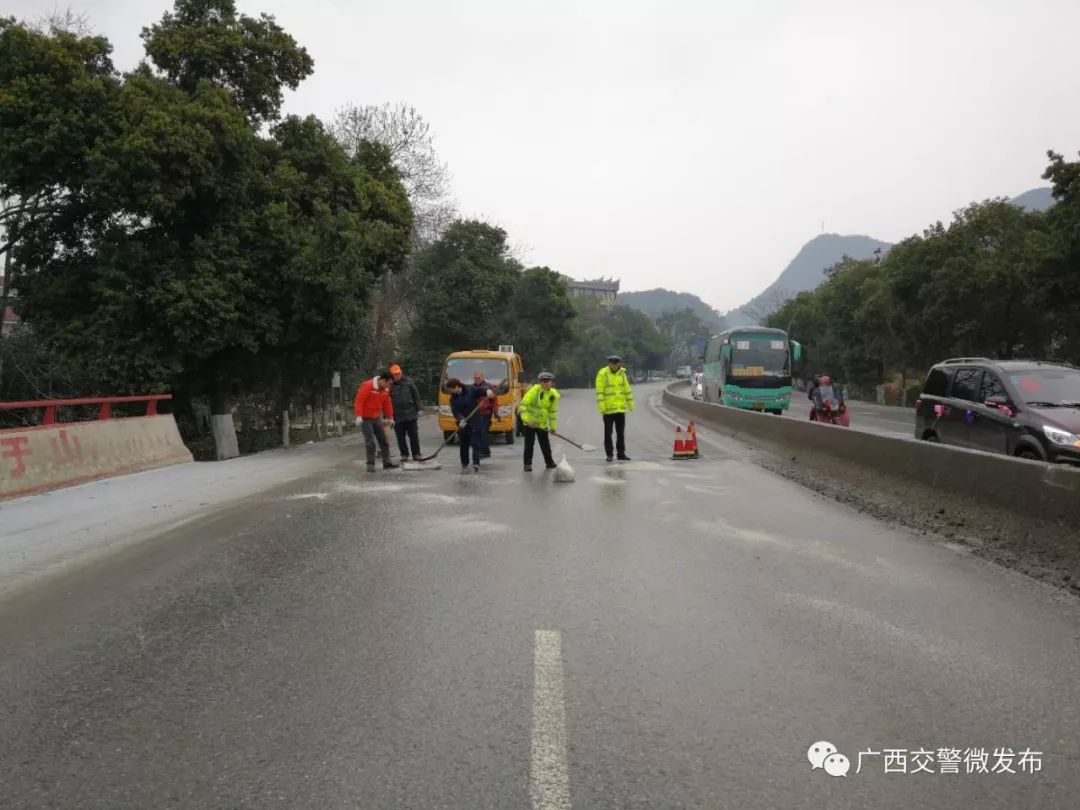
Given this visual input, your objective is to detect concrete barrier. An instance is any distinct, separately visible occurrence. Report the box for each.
[0,415,193,499]
[663,385,1080,528]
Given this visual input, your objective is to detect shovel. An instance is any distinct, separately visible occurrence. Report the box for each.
[414,401,485,462]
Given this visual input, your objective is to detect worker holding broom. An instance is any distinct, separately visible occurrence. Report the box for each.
[520,371,560,472]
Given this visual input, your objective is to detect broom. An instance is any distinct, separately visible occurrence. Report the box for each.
[411,401,485,464]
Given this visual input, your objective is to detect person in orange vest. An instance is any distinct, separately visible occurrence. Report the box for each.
[354,371,399,472]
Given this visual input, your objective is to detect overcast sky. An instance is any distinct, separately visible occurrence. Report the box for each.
[15,0,1080,312]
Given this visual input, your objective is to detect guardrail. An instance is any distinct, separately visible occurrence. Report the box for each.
[662,383,1080,528]
[1,394,190,500]
[0,394,172,426]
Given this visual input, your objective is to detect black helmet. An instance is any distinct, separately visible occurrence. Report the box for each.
[607,355,622,363]
[538,371,555,381]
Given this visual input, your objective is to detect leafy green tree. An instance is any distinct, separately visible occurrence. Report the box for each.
[509,266,575,370]
[656,307,710,369]
[141,0,313,124]
[0,4,411,458]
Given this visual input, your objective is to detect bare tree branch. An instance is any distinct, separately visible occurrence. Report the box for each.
[329,102,458,248]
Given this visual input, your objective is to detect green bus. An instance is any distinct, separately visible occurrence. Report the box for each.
[701,327,802,414]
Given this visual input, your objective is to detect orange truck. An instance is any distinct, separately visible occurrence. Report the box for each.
[437,347,527,443]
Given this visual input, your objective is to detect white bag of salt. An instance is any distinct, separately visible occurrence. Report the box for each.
[553,453,575,483]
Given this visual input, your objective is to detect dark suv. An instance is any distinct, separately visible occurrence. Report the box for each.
[914,358,1080,465]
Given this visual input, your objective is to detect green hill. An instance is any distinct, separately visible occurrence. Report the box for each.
[617,289,727,333]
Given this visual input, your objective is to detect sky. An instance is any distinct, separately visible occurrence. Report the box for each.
[13,0,1080,312]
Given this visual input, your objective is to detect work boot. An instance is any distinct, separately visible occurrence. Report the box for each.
[545,462,558,470]
[461,465,470,474]
[473,464,480,473]
[383,460,399,469]
[606,455,614,463]
[412,454,423,462]
[366,463,376,473]
[617,454,631,461]
[524,465,532,472]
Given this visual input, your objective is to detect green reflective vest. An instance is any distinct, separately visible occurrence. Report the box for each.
[595,367,634,415]
[520,384,559,431]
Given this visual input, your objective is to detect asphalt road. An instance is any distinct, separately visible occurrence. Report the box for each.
[675,381,916,439]
[2,383,1078,808]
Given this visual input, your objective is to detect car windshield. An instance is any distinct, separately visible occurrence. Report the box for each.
[443,358,510,393]
[730,336,789,377]
[1008,368,1080,405]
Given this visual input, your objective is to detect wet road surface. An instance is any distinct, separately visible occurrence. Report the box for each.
[1,384,1078,808]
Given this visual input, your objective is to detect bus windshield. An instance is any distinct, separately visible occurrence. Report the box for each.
[729,335,789,378]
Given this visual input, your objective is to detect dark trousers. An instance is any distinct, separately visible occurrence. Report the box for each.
[459,425,482,467]
[361,419,390,465]
[523,426,554,467]
[394,420,421,457]
[602,412,627,457]
[477,415,491,456]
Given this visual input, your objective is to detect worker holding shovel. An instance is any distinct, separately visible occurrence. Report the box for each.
[448,377,494,473]
[520,371,560,473]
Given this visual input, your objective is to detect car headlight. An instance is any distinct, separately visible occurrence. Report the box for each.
[1043,425,1080,446]
[438,405,452,416]
[729,391,743,400]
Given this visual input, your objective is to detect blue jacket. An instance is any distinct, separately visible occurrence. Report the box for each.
[450,387,487,429]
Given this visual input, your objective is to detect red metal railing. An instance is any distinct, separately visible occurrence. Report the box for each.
[0,395,172,426]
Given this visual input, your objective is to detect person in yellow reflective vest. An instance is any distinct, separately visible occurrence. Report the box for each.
[520,371,560,472]
[595,355,634,462]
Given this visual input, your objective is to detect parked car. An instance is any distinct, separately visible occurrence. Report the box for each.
[914,358,1080,465]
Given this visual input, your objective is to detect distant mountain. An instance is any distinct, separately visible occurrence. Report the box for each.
[1009,186,1054,212]
[617,289,727,332]
[725,234,891,326]
[721,187,1056,328]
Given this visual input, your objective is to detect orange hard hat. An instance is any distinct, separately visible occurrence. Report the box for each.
[390,364,402,375]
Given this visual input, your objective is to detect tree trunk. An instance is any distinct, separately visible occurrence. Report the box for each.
[210,378,240,460]
[279,375,291,448]
[0,244,12,394]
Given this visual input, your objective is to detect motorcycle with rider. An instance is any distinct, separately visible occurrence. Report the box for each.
[808,375,850,427]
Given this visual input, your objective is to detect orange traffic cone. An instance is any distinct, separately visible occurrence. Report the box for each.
[686,421,700,458]
[672,425,693,459]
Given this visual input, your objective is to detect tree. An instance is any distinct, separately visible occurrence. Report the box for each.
[140,0,313,125]
[408,219,522,353]
[509,266,575,371]
[549,299,671,386]
[656,307,710,369]
[330,103,458,375]
[0,4,411,458]
[330,103,456,247]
